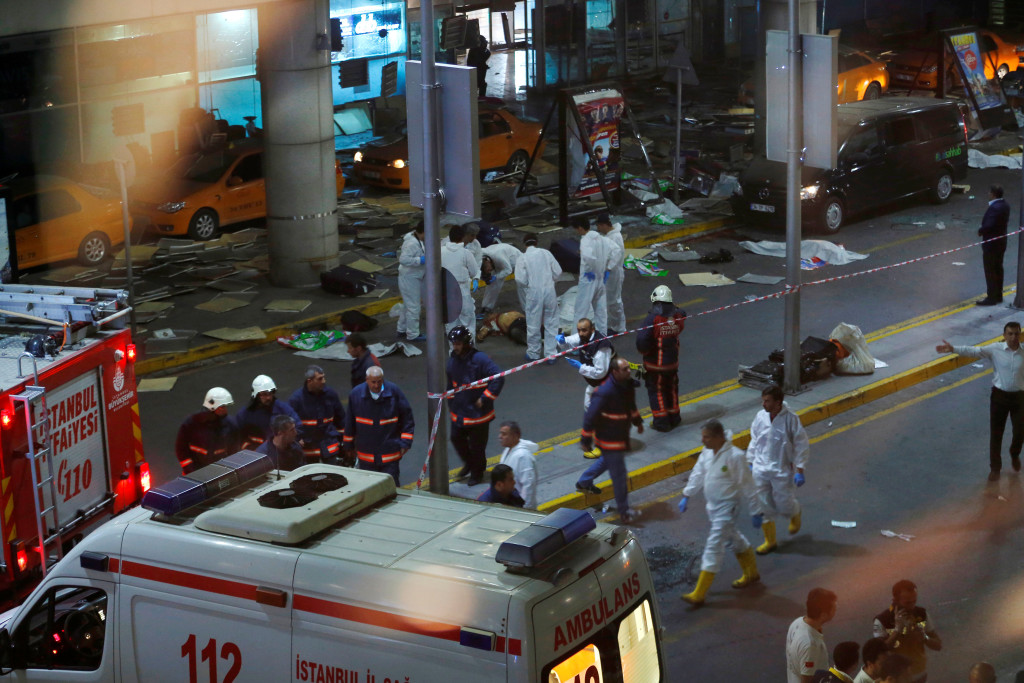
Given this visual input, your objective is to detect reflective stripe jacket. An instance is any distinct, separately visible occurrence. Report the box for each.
[581,376,641,451]
[233,399,301,449]
[636,302,685,372]
[344,380,415,465]
[350,352,381,389]
[287,385,345,459]
[174,410,240,474]
[446,348,504,427]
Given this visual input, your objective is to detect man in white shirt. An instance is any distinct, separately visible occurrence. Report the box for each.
[515,235,562,362]
[440,224,480,334]
[853,637,888,683]
[497,421,538,509]
[787,588,837,683]
[678,419,762,605]
[937,321,1024,480]
[396,222,426,342]
[557,317,614,409]
[747,384,810,555]
[479,242,524,314]
[595,212,625,333]
[572,216,610,334]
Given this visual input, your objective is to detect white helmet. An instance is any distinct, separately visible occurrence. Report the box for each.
[651,285,673,303]
[251,374,277,397]
[204,387,234,411]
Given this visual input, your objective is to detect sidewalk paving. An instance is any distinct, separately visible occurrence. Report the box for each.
[444,290,1020,514]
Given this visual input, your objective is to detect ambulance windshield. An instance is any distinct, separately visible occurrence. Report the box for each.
[543,599,660,683]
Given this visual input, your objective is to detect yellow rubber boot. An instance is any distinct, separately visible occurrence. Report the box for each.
[732,548,761,588]
[756,520,777,555]
[788,510,802,535]
[681,571,715,605]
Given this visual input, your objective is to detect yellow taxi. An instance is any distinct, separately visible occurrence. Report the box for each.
[886,29,1024,90]
[131,141,345,240]
[6,176,126,269]
[352,106,545,190]
[739,45,888,106]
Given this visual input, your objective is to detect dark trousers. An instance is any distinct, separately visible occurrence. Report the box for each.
[451,422,490,479]
[989,387,1024,471]
[358,459,400,486]
[645,370,680,428]
[982,247,1005,301]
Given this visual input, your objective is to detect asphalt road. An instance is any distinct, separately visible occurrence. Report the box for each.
[134,165,1024,678]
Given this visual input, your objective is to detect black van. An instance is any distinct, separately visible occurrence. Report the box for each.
[738,97,969,233]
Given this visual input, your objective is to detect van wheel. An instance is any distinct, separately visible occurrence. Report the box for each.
[863,82,881,100]
[77,232,111,265]
[505,150,530,175]
[188,209,219,240]
[930,171,953,204]
[819,197,844,234]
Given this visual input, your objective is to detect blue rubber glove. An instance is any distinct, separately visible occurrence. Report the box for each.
[556,332,567,345]
[419,255,426,265]
[487,275,496,284]
[471,278,479,293]
[583,272,596,282]
[678,496,688,513]
[603,271,610,284]
[752,513,764,529]
[794,472,805,487]
[566,358,582,370]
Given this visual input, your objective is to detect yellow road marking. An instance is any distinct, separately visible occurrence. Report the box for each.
[861,231,932,254]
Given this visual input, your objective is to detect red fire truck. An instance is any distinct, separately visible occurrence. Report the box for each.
[0,284,149,608]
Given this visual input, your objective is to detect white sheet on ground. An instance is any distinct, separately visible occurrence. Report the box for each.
[739,239,868,264]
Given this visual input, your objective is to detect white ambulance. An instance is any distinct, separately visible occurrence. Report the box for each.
[0,451,665,682]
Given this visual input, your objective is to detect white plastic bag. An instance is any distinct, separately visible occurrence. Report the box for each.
[830,322,874,375]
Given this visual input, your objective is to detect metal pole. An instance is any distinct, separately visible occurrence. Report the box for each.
[1014,150,1024,308]
[113,161,138,338]
[782,0,801,394]
[674,69,681,205]
[421,0,448,494]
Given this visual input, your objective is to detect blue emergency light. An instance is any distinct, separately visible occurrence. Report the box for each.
[142,451,274,515]
[496,508,596,569]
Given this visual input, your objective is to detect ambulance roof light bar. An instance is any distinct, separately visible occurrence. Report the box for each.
[495,508,596,570]
[142,451,274,516]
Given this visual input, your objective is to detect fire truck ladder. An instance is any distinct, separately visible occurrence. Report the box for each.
[12,352,62,576]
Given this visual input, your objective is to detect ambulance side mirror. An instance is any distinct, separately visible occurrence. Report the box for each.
[0,627,12,674]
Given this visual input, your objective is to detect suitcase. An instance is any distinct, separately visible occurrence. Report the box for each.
[320,265,376,296]
[550,238,581,274]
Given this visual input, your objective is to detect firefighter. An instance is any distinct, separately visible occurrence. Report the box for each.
[446,325,504,486]
[557,317,614,410]
[344,366,414,485]
[174,387,240,474]
[234,374,300,450]
[288,364,346,466]
[636,285,686,432]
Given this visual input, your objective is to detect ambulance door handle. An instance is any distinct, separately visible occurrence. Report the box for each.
[255,586,288,608]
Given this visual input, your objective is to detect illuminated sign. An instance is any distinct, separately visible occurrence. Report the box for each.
[333,10,402,37]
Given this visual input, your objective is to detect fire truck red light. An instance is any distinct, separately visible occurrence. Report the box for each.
[0,410,11,429]
[126,344,137,361]
[16,549,27,572]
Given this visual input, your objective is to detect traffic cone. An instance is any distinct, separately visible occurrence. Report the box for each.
[681,571,715,605]
[731,548,760,588]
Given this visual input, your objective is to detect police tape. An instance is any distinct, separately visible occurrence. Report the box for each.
[415,226,1023,488]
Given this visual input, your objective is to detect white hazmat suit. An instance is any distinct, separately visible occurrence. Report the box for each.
[481,242,525,312]
[746,401,810,521]
[602,222,626,333]
[683,432,761,572]
[574,229,610,334]
[499,438,539,509]
[397,230,426,340]
[440,240,480,333]
[515,245,562,360]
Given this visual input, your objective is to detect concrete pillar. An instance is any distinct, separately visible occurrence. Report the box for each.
[258,0,340,287]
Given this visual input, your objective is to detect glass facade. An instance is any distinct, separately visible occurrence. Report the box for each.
[333,0,408,105]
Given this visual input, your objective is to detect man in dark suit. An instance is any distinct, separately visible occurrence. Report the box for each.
[978,184,1011,306]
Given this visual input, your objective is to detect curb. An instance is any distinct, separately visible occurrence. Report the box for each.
[537,347,985,513]
[622,217,734,249]
[135,295,401,376]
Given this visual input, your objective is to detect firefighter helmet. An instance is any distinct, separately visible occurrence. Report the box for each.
[651,285,673,303]
[204,387,234,411]
[251,374,277,398]
[447,325,473,345]
[24,335,56,359]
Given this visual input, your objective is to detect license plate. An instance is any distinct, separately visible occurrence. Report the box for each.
[750,203,775,213]
[361,170,381,179]
[894,73,912,81]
